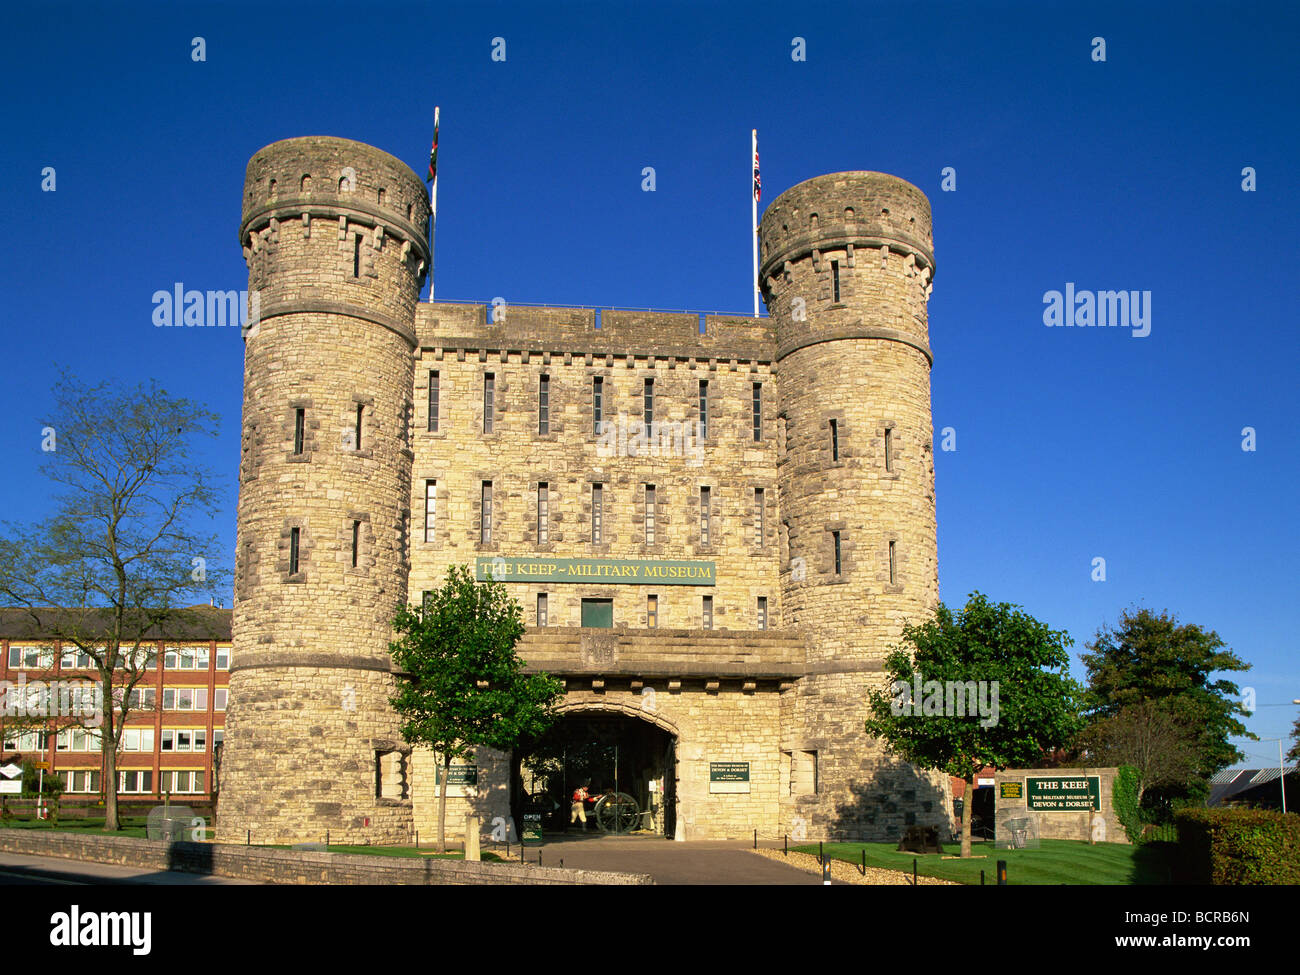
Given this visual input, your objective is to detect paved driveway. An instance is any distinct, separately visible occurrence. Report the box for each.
[518,836,821,885]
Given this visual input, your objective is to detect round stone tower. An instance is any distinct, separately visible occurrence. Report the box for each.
[761,172,947,840]
[219,137,430,844]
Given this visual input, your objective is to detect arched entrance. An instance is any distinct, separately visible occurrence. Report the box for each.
[513,704,678,838]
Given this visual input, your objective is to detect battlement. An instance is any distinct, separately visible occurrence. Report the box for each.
[416,302,777,362]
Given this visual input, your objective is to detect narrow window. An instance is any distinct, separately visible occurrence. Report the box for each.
[351,520,360,567]
[644,484,656,545]
[293,408,305,455]
[593,376,604,434]
[538,375,550,435]
[353,233,362,277]
[355,404,363,450]
[830,419,839,462]
[647,594,658,628]
[702,595,713,630]
[884,427,894,472]
[537,593,548,627]
[754,488,765,546]
[483,374,495,434]
[752,383,762,442]
[591,483,603,544]
[831,260,841,302]
[699,486,711,546]
[832,530,842,576]
[289,527,300,575]
[643,377,654,429]
[757,596,768,630]
[537,483,549,544]
[424,480,437,542]
[889,540,897,584]
[481,481,492,544]
[698,379,709,438]
[427,371,439,432]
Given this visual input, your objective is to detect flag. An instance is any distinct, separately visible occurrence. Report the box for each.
[427,114,439,184]
[753,139,761,203]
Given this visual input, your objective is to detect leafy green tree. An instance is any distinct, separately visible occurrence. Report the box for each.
[0,376,227,831]
[865,592,1086,857]
[1288,715,1300,764]
[389,564,563,852]
[1081,608,1252,810]
[1078,700,1201,814]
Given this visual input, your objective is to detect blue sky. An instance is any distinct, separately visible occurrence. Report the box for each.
[1,0,1296,765]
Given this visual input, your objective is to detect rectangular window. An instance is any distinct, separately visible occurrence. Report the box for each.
[216,648,230,670]
[644,484,656,546]
[353,233,362,277]
[754,488,765,546]
[427,370,439,432]
[591,483,603,544]
[424,480,437,542]
[592,377,604,434]
[884,427,894,472]
[536,593,548,627]
[757,596,768,630]
[293,408,305,454]
[351,521,360,567]
[537,483,549,544]
[702,595,713,630]
[289,527,300,575]
[698,380,708,438]
[483,374,495,433]
[831,260,841,302]
[889,540,897,584]
[795,750,819,795]
[214,688,228,711]
[752,383,762,442]
[580,598,614,629]
[480,481,493,544]
[538,375,550,435]
[699,486,711,546]
[830,419,839,461]
[643,377,654,429]
[833,531,842,576]
[355,404,363,450]
[647,594,658,629]
[119,770,153,794]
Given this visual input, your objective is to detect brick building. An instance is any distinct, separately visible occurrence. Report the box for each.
[218,136,951,844]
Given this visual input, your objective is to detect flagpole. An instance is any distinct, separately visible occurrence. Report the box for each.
[752,128,759,318]
[429,106,439,301]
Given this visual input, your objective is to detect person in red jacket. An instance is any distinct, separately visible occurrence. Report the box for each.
[570,781,602,830]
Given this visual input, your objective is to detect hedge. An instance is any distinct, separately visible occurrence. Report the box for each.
[1173,807,1300,884]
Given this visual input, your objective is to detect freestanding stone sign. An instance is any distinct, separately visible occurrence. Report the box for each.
[994,767,1126,845]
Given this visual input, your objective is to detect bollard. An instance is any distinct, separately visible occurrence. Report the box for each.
[520,843,524,864]
[754,828,757,849]
[861,849,866,876]
[913,858,917,887]
[326,829,329,848]
[819,840,824,865]
[539,851,542,867]
[246,829,250,846]
[981,869,985,886]
[822,858,832,885]
[415,830,419,849]
[783,834,788,855]
[997,859,1007,885]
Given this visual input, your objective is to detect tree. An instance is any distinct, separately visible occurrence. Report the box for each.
[1288,715,1300,764]
[0,376,227,830]
[1078,700,1202,813]
[388,564,563,853]
[864,592,1086,857]
[1081,607,1252,809]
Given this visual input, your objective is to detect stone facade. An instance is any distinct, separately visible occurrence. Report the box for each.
[219,137,951,845]
[994,767,1128,845]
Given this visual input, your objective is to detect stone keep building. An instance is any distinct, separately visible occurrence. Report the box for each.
[218,135,950,845]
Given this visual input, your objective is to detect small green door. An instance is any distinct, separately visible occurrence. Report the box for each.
[580,598,614,628]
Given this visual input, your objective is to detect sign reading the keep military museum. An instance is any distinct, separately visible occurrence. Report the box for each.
[1025,775,1100,811]
[476,556,716,586]
[709,762,751,794]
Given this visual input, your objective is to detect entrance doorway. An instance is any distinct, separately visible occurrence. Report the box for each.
[515,710,677,838]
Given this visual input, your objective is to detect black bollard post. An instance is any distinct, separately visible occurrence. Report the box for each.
[783,834,788,855]
[861,849,866,876]
[326,829,329,848]
[246,829,250,846]
[913,858,917,887]
[997,859,1008,885]
[819,840,824,865]
[981,869,985,886]
[415,830,419,849]
[753,828,757,849]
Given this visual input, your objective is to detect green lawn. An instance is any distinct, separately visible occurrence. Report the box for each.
[794,839,1178,885]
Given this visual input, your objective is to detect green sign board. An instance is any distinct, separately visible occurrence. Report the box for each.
[435,765,478,786]
[999,782,1023,800]
[709,762,751,794]
[1026,775,1100,811]
[476,556,716,586]
[522,813,543,845]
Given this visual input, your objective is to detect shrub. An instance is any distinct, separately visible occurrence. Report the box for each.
[1174,807,1300,884]
[1112,765,1143,843]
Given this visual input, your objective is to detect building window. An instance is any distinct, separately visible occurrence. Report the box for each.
[483,373,495,433]
[163,770,205,795]
[289,527,300,575]
[643,377,654,429]
[591,483,603,544]
[118,770,153,794]
[698,380,708,438]
[537,483,549,544]
[538,374,550,435]
[427,371,439,432]
[424,480,437,542]
[537,593,548,627]
[162,687,208,711]
[216,647,230,670]
[790,750,818,795]
[831,260,841,302]
[354,404,364,451]
[480,481,493,544]
[752,383,762,441]
[757,596,768,630]
[884,427,894,472]
[832,530,842,576]
[351,520,360,567]
[647,594,658,628]
[754,488,765,546]
[889,540,897,584]
[644,484,656,546]
[580,598,614,629]
[702,595,713,630]
[830,419,839,461]
[699,486,711,546]
[293,408,305,455]
[353,233,362,277]
[214,688,228,711]
[593,377,604,434]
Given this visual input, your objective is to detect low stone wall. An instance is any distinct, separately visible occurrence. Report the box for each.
[0,829,652,885]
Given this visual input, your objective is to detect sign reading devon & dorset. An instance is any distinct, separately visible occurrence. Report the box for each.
[1025,775,1100,811]
[476,556,716,586]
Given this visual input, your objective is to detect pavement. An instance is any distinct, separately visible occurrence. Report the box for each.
[0,851,257,885]
[514,835,822,885]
